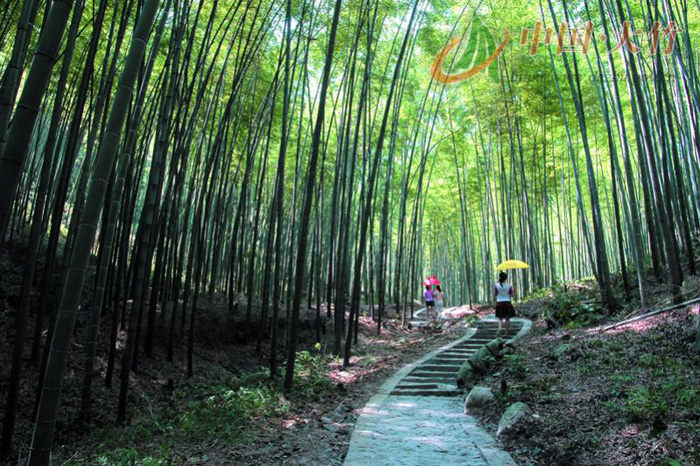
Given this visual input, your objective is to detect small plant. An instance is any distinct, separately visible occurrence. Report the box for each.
[611,380,700,422]
[502,351,528,379]
[289,350,335,397]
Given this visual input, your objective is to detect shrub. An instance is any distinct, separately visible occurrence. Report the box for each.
[543,285,604,329]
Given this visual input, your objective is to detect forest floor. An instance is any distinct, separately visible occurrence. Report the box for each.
[471,277,700,465]
[3,236,700,465]
[0,278,479,465]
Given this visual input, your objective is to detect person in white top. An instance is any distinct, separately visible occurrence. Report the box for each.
[494,272,515,335]
[434,285,445,316]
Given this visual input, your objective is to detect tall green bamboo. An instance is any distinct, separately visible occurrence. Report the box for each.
[28,0,162,462]
[0,0,74,244]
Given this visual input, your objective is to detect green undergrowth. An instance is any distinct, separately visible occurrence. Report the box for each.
[551,332,700,423]
[487,307,700,464]
[593,336,700,422]
[543,285,605,329]
[514,329,700,423]
[73,350,335,465]
[519,279,608,329]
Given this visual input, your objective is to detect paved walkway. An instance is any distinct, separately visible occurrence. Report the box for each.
[344,317,531,466]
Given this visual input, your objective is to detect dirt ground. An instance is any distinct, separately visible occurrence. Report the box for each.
[0,279,476,465]
[225,317,473,465]
[4,242,699,466]
[473,306,700,465]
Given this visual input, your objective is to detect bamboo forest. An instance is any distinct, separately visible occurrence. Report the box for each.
[1,0,699,464]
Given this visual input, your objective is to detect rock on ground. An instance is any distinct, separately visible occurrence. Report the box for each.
[497,402,531,436]
[469,346,495,374]
[464,386,495,414]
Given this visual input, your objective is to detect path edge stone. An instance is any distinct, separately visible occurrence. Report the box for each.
[459,413,518,465]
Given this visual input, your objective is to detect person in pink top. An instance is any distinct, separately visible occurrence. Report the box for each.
[424,285,435,320]
[494,272,515,334]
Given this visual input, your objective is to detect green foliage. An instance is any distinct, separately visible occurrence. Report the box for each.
[82,380,282,463]
[604,355,700,422]
[175,384,281,442]
[502,351,528,379]
[80,362,334,464]
[288,350,335,398]
[543,285,605,329]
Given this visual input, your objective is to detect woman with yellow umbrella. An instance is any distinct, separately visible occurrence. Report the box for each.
[494,260,529,335]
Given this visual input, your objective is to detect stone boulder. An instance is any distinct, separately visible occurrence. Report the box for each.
[468,346,495,374]
[457,361,476,387]
[464,386,495,414]
[485,338,505,358]
[497,402,532,436]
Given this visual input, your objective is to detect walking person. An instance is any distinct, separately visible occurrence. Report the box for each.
[434,285,444,318]
[424,285,435,320]
[494,272,515,335]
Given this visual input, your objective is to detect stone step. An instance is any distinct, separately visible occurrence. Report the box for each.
[428,357,467,364]
[423,355,468,365]
[477,322,522,327]
[476,327,522,333]
[478,327,522,331]
[419,365,461,372]
[395,383,439,390]
[409,370,459,378]
[402,376,454,384]
[477,326,522,331]
[391,389,462,397]
[440,353,474,359]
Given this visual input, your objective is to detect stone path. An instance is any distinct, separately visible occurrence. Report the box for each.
[344,317,530,465]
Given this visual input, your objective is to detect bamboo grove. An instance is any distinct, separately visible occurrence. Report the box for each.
[0,0,699,462]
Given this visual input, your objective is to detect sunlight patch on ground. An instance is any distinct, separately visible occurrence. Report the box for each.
[330,371,357,384]
[393,402,417,408]
[587,305,699,336]
[282,418,309,429]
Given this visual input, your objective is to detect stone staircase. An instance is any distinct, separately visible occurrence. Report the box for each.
[390,320,523,397]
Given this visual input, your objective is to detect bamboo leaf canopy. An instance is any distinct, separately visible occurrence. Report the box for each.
[496,260,530,271]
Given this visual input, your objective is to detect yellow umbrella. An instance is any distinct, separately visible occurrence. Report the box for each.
[496,259,530,271]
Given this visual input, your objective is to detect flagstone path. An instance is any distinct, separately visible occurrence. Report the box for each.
[344,317,531,465]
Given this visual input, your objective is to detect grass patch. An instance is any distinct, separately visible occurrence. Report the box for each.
[77,351,335,464]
